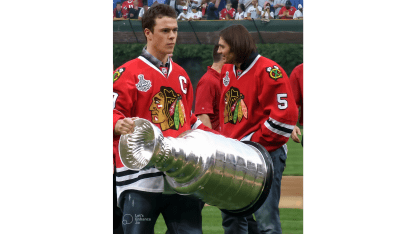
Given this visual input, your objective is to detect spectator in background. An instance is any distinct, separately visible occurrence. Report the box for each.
[122,0,135,18]
[194,45,225,131]
[188,5,202,20]
[190,0,202,8]
[138,5,149,20]
[175,0,188,14]
[261,1,273,21]
[177,6,190,20]
[220,0,236,20]
[148,0,169,7]
[272,0,286,18]
[291,0,302,9]
[238,0,251,9]
[234,4,245,20]
[278,0,296,19]
[128,1,141,19]
[206,0,221,20]
[293,3,302,19]
[217,0,227,15]
[200,0,207,18]
[245,0,262,20]
[289,63,303,146]
[230,0,238,10]
[113,2,123,18]
[257,0,268,12]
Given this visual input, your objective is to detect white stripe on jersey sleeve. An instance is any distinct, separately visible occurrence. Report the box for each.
[264,119,294,138]
[115,167,161,182]
[268,118,296,130]
[191,118,203,129]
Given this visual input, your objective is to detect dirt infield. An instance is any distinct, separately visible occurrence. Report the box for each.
[280,176,303,209]
[203,176,303,209]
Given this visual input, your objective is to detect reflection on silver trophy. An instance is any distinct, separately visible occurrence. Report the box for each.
[119,118,273,216]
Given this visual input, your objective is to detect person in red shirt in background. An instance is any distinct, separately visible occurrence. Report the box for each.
[278,0,296,19]
[122,0,143,18]
[289,63,303,145]
[219,0,236,20]
[128,0,141,19]
[194,45,225,131]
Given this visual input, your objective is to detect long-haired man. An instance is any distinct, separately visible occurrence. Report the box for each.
[217,24,299,234]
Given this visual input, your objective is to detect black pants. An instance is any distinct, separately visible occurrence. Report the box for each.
[119,190,204,234]
[114,172,124,233]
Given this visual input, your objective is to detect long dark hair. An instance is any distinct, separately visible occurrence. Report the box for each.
[219,25,257,64]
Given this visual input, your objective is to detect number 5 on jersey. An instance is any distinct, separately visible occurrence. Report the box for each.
[277,93,287,110]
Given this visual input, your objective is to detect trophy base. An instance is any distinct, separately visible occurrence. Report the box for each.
[220,141,274,217]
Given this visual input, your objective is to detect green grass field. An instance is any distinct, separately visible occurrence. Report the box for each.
[154,206,303,234]
[283,126,303,176]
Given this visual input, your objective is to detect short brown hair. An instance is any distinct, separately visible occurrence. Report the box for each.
[219,25,257,64]
[212,44,222,63]
[142,4,177,33]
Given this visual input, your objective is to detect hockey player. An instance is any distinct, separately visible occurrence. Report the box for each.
[113,4,209,233]
[217,24,298,234]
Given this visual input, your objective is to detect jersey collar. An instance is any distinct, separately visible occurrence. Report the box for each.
[234,52,260,79]
[140,46,170,68]
[207,66,221,80]
[240,51,259,71]
[139,46,172,78]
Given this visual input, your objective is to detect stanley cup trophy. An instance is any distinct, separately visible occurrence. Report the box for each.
[119,118,273,216]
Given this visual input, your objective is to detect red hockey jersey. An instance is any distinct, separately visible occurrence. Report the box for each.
[113,54,203,198]
[219,55,298,152]
[113,56,196,161]
[194,66,222,131]
[289,63,303,126]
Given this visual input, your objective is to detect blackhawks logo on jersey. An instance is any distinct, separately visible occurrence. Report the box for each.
[113,67,125,83]
[149,86,186,131]
[224,87,248,124]
[266,66,283,80]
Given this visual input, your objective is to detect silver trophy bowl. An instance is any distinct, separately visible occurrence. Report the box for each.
[119,118,273,216]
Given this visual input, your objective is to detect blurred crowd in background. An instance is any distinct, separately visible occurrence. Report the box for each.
[113,0,303,21]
